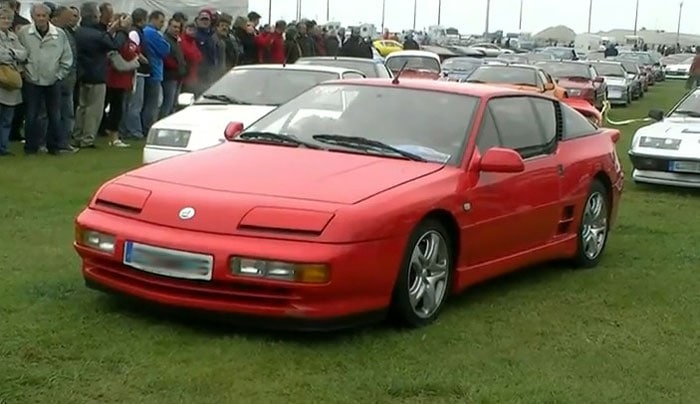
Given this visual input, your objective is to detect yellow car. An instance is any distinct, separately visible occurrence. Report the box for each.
[373,40,403,57]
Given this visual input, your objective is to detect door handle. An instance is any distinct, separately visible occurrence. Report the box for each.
[557,164,564,175]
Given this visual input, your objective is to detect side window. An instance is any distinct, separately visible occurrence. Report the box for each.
[530,98,557,144]
[488,97,547,158]
[476,108,501,152]
[535,72,544,88]
[343,72,365,79]
[561,103,598,139]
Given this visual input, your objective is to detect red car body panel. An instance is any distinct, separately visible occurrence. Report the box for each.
[557,77,605,109]
[74,79,624,329]
[562,97,603,125]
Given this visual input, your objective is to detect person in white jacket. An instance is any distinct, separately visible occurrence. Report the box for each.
[16,2,73,155]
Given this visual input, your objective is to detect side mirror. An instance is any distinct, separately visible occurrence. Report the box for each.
[544,82,555,91]
[224,121,244,141]
[479,147,525,173]
[177,92,195,107]
[648,109,664,121]
[593,76,604,83]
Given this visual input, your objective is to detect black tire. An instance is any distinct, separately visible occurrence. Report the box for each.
[390,219,453,328]
[573,180,610,269]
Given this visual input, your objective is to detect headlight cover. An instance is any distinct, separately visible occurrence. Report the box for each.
[230,257,329,283]
[75,225,116,254]
[638,136,681,150]
[146,128,192,147]
[567,88,582,96]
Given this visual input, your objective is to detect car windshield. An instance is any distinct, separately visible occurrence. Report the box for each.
[620,62,639,73]
[670,90,700,117]
[442,58,482,72]
[385,56,440,73]
[296,58,380,77]
[617,52,653,64]
[195,68,338,106]
[537,62,591,79]
[544,48,575,59]
[468,66,537,86]
[591,63,626,77]
[242,84,479,164]
[681,56,695,65]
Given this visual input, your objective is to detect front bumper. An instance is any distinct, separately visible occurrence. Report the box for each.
[75,209,405,330]
[606,87,629,104]
[629,151,700,188]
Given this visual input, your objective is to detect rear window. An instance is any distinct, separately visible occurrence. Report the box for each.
[537,62,592,79]
[296,58,388,78]
[467,66,537,86]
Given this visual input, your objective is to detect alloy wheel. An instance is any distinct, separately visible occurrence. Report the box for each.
[407,230,450,319]
[581,191,608,261]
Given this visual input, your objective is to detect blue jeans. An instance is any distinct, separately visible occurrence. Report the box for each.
[142,78,162,133]
[0,103,15,154]
[121,75,145,138]
[23,82,64,153]
[159,80,179,119]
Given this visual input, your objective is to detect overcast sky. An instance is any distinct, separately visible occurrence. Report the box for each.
[248,0,695,35]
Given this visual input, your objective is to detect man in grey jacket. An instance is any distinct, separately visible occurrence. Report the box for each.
[16,3,73,155]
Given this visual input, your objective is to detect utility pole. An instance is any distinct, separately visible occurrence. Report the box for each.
[633,0,639,35]
[437,0,442,25]
[325,0,329,21]
[412,0,417,30]
[381,0,386,31]
[587,0,593,33]
[676,1,683,44]
[518,0,523,31]
[267,0,272,25]
[485,0,490,34]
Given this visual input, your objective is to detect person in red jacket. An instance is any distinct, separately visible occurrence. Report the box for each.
[180,22,203,96]
[104,13,140,148]
[255,20,286,64]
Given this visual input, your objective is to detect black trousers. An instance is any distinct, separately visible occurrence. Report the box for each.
[103,87,125,132]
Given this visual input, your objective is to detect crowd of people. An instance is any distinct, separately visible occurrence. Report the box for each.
[0,1,377,157]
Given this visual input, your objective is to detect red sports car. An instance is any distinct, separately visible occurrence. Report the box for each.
[74,78,624,330]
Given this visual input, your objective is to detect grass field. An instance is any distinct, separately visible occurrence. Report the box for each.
[2,80,700,403]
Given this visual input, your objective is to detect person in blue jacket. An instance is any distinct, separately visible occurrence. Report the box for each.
[140,10,169,133]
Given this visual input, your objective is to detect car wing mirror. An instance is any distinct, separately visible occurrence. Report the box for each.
[593,76,604,83]
[224,121,245,141]
[647,109,664,122]
[479,147,525,173]
[544,82,555,91]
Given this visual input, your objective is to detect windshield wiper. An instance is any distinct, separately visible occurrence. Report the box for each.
[236,131,323,149]
[466,79,485,83]
[200,94,253,105]
[671,110,700,117]
[311,134,426,162]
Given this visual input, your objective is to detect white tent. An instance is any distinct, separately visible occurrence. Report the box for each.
[20,0,249,21]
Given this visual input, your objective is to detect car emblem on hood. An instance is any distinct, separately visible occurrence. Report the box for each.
[178,207,196,220]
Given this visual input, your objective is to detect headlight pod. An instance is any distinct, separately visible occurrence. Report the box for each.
[75,225,116,254]
[230,257,329,284]
[638,136,681,150]
[146,128,191,147]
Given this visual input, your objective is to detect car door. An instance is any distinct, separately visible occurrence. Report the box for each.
[462,95,562,266]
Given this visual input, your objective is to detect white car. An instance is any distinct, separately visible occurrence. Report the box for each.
[143,64,366,164]
[629,88,700,188]
[664,55,694,80]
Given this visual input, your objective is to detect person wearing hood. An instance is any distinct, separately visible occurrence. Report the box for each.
[325,29,340,57]
[403,34,419,50]
[179,22,202,96]
[296,21,315,56]
[339,28,372,59]
[283,25,301,63]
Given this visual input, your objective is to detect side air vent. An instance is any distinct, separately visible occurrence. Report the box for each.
[95,199,142,214]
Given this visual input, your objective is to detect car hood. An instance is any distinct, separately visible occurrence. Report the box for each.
[122,142,445,205]
[633,118,700,158]
[153,104,275,133]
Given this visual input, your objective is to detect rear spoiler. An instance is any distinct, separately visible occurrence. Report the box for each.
[562,97,603,126]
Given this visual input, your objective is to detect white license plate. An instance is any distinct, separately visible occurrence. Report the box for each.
[669,161,700,174]
[608,91,622,98]
[123,241,213,281]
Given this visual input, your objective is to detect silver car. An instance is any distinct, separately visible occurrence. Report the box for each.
[590,61,633,106]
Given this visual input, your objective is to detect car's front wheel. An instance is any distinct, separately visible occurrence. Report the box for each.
[391,219,453,328]
[574,180,610,268]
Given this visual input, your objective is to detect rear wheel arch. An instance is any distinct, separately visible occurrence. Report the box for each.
[593,171,613,209]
